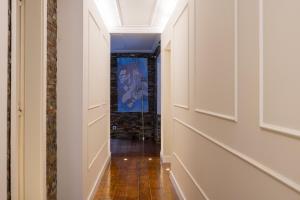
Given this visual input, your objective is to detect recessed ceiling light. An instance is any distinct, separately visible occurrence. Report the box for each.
[124,158,128,161]
[148,158,152,161]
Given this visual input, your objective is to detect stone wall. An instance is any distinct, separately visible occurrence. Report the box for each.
[47,0,57,199]
[111,53,159,141]
[154,45,161,143]
[7,0,11,199]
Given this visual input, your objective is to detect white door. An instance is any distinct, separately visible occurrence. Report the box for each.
[11,0,47,199]
[11,1,25,199]
[0,0,9,199]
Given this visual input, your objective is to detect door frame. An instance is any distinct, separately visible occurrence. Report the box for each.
[10,0,47,199]
[161,40,173,163]
[0,0,9,198]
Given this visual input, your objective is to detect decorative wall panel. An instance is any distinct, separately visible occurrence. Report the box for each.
[260,0,300,137]
[88,15,106,107]
[173,6,189,109]
[195,0,237,121]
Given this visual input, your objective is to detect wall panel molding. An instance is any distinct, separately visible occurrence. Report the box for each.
[87,153,111,200]
[87,114,107,168]
[174,104,189,110]
[173,153,210,200]
[194,0,238,122]
[88,12,107,108]
[172,4,190,110]
[88,114,107,127]
[259,0,300,139]
[169,171,187,200]
[195,109,237,122]
[173,117,300,194]
[88,103,106,110]
[88,140,108,170]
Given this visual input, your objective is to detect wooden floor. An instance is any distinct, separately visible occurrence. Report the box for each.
[110,139,161,156]
[94,139,179,200]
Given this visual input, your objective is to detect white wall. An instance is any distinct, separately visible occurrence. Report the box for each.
[23,0,48,199]
[58,0,111,199]
[162,0,300,199]
[0,0,8,198]
[84,1,111,199]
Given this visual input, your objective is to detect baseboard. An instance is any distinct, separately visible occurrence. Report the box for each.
[160,153,172,163]
[170,171,186,200]
[87,153,111,200]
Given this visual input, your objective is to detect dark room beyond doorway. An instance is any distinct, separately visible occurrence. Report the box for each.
[110,33,161,156]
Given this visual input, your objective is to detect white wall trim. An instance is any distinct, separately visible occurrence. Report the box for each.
[148,0,160,26]
[194,0,238,122]
[88,141,109,170]
[172,1,189,27]
[0,0,8,197]
[111,49,155,54]
[116,0,124,26]
[172,4,190,110]
[195,109,237,122]
[173,117,300,194]
[87,153,111,200]
[88,103,106,110]
[110,26,162,34]
[88,114,106,127]
[174,104,189,110]
[173,153,210,200]
[258,0,300,139]
[160,152,172,163]
[169,171,186,200]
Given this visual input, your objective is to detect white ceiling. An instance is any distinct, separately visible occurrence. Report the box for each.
[111,33,160,53]
[95,0,179,33]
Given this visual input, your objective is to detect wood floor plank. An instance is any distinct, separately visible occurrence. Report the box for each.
[94,139,179,200]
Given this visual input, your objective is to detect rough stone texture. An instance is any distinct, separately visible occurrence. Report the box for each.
[154,45,161,143]
[111,53,158,141]
[7,0,12,199]
[155,114,161,143]
[47,0,57,199]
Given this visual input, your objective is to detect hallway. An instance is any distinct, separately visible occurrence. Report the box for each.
[94,139,178,200]
[2,0,300,199]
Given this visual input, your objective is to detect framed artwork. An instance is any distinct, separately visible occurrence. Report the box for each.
[117,57,149,112]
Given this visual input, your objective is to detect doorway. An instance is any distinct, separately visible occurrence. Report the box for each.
[10,0,47,199]
[110,33,161,157]
[93,34,179,200]
[161,41,173,163]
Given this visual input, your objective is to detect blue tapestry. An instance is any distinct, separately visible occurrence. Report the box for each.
[117,57,149,112]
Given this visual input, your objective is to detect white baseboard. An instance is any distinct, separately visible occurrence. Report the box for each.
[170,171,186,200]
[87,153,111,200]
[160,153,172,163]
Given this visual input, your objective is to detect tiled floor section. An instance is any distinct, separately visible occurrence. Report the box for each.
[94,139,178,200]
